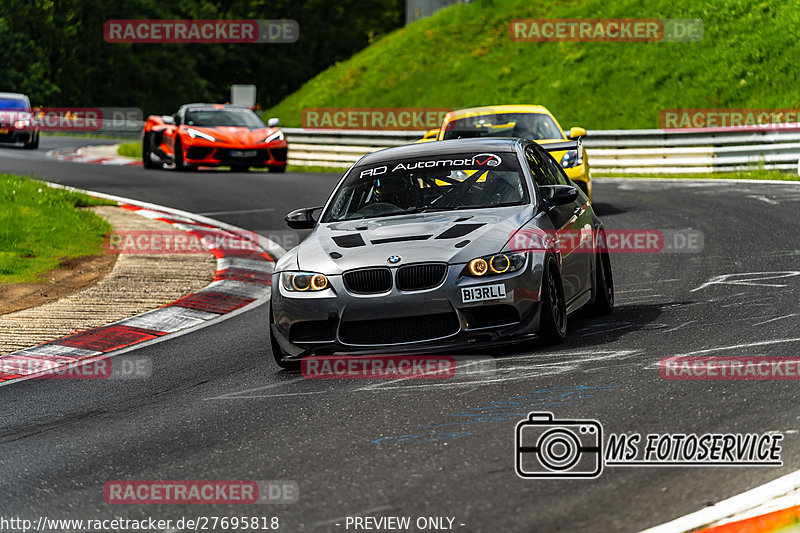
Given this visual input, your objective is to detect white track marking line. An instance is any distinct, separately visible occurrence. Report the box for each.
[692,272,800,292]
[747,194,780,205]
[639,470,800,533]
[677,337,800,357]
[754,314,798,326]
[616,288,653,294]
[203,378,307,400]
[662,320,697,333]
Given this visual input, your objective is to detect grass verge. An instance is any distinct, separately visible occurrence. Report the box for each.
[117,141,141,158]
[266,0,800,130]
[0,175,116,283]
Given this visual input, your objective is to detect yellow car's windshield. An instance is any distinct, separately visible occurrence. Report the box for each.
[443,112,563,141]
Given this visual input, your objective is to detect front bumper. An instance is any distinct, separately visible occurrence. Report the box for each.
[0,128,35,144]
[270,256,547,357]
[183,140,288,168]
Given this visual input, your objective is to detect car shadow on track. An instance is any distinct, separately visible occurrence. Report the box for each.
[590,202,627,217]
[486,301,691,359]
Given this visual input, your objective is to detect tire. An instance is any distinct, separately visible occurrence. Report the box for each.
[538,257,567,344]
[587,249,614,316]
[270,307,299,371]
[22,132,38,149]
[267,165,286,173]
[173,138,186,171]
[142,135,159,169]
[230,165,250,172]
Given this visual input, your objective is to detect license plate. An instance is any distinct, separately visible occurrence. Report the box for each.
[461,283,507,303]
[230,149,257,158]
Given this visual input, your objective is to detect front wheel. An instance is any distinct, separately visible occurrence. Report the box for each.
[22,132,38,149]
[538,257,567,344]
[142,135,159,169]
[173,138,186,171]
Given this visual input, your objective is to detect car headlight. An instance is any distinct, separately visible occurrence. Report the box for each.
[14,120,30,128]
[463,253,526,277]
[186,128,216,142]
[281,271,330,292]
[561,150,583,168]
[263,130,284,143]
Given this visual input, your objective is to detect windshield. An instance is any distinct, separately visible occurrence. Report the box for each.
[442,112,563,141]
[323,152,528,222]
[184,109,265,129]
[0,98,29,111]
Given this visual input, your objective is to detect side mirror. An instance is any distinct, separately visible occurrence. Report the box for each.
[540,185,579,208]
[566,126,586,139]
[161,115,176,125]
[268,117,280,127]
[285,206,322,230]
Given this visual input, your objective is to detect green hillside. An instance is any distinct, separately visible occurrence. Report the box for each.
[266,0,800,130]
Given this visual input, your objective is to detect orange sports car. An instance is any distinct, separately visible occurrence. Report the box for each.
[142,103,287,172]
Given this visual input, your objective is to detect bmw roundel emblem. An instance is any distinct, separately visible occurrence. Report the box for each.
[387,255,401,264]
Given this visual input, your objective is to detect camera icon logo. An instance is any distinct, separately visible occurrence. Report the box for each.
[515,412,603,479]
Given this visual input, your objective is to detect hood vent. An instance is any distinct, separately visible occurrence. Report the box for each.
[435,223,485,240]
[332,234,366,248]
[370,235,431,245]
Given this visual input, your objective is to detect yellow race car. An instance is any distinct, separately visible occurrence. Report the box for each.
[417,105,591,201]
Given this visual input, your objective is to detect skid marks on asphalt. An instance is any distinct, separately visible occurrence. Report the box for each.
[353,350,639,392]
[371,384,618,445]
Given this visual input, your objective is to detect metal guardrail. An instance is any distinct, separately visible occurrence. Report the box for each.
[58,122,800,175]
[283,125,800,175]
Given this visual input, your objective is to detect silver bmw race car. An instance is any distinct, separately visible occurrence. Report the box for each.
[269,138,613,368]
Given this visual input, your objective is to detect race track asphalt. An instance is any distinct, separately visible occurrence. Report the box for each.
[1,136,799,532]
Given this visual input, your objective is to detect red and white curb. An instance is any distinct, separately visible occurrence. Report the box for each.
[640,470,800,532]
[47,147,141,166]
[0,188,285,386]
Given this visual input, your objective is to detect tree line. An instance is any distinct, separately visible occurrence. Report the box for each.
[0,0,402,115]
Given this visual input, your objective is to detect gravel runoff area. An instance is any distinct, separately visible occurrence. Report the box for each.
[0,205,216,354]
